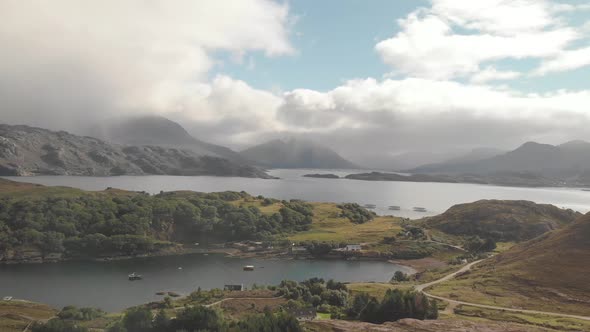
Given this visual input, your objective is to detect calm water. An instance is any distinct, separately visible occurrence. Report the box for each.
[5,168,590,218]
[2,170,590,310]
[0,254,407,311]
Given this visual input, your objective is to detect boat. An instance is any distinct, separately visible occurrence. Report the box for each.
[128,272,143,281]
[388,206,401,210]
[243,265,255,271]
[363,204,376,209]
[413,207,427,212]
[3,296,13,301]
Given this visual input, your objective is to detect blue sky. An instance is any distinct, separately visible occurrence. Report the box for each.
[213,0,428,92]
[213,0,590,93]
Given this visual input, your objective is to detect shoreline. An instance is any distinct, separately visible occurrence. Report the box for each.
[0,245,421,273]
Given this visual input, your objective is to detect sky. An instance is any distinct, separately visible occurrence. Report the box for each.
[1,0,590,167]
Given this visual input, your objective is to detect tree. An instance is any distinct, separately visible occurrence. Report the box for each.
[171,305,226,332]
[326,279,347,291]
[392,271,409,282]
[122,307,153,332]
[348,293,370,319]
[465,236,496,253]
[163,296,173,308]
[32,319,88,332]
[153,309,170,331]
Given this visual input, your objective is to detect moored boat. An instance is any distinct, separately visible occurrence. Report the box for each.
[413,207,427,212]
[243,265,254,271]
[128,272,142,281]
[388,206,401,210]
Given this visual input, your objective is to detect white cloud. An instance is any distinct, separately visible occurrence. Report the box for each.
[470,67,522,83]
[375,0,581,80]
[534,46,590,75]
[431,0,555,34]
[0,0,293,129]
[170,75,285,145]
[550,3,590,13]
[270,77,590,161]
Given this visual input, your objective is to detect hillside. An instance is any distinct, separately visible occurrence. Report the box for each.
[422,200,580,241]
[93,115,246,163]
[410,141,590,185]
[0,124,268,177]
[0,179,315,263]
[410,148,504,173]
[429,212,590,316]
[240,138,357,169]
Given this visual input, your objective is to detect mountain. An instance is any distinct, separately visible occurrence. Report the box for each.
[0,124,269,177]
[410,141,590,182]
[423,200,580,241]
[435,212,590,316]
[439,147,504,164]
[240,138,357,169]
[362,151,460,171]
[93,115,246,162]
[409,147,505,173]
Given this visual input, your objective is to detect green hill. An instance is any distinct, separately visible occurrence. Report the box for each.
[422,200,580,241]
[429,212,590,316]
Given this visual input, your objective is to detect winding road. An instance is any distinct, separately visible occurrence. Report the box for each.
[415,259,590,322]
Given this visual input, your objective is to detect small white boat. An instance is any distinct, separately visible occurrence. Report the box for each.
[128,272,143,281]
[243,265,254,271]
[3,296,13,301]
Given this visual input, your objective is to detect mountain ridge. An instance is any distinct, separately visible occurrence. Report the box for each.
[240,138,358,169]
[0,123,269,178]
[409,140,590,180]
[92,115,248,163]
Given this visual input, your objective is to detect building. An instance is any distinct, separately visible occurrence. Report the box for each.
[344,244,362,251]
[224,284,244,291]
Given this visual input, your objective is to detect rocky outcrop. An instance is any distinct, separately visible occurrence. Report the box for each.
[0,124,271,178]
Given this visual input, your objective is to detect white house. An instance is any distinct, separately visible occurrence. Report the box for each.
[344,244,362,251]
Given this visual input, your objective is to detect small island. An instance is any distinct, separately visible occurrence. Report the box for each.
[303,173,340,179]
[344,171,455,183]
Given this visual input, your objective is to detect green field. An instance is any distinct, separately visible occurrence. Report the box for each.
[287,203,402,243]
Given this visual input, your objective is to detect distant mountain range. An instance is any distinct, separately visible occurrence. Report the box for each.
[0,122,269,178]
[240,138,357,169]
[92,115,247,163]
[409,141,590,185]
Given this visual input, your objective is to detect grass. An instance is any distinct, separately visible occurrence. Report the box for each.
[454,305,590,331]
[229,198,283,215]
[316,312,331,320]
[493,242,516,253]
[231,199,405,244]
[346,283,412,300]
[428,271,590,317]
[0,300,57,332]
[77,313,122,330]
[288,203,402,243]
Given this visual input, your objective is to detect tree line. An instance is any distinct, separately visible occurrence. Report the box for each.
[0,190,313,259]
